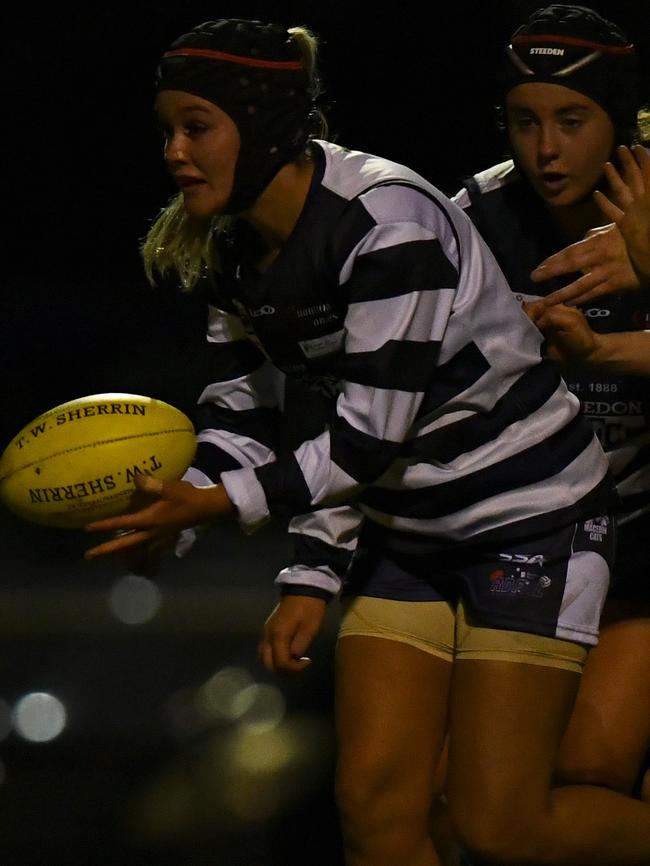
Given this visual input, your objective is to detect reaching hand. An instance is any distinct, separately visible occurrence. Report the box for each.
[259,595,328,675]
[524,301,600,367]
[530,223,640,306]
[84,473,234,563]
[593,144,650,286]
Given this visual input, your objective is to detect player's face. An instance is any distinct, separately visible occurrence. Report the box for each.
[156,91,241,218]
[506,83,615,208]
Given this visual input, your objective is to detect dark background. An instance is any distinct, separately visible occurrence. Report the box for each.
[1,2,649,864]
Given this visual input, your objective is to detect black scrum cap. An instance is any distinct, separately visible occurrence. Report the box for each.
[156,18,320,214]
[500,5,639,142]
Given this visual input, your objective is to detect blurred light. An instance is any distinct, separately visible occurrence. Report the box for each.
[197,667,254,723]
[109,574,162,625]
[229,724,296,774]
[13,692,67,742]
[232,683,285,732]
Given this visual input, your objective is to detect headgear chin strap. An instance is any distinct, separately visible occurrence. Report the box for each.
[499,5,640,144]
[156,18,320,215]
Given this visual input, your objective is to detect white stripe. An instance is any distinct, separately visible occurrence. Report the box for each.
[206,305,247,342]
[198,363,280,411]
[182,467,215,487]
[381,383,579,487]
[288,506,361,551]
[556,547,609,646]
[220,466,270,534]
[292,429,362,503]
[360,183,460,270]
[345,289,454,353]
[275,566,342,596]
[338,384,423,443]
[361,437,609,540]
[197,429,275,469]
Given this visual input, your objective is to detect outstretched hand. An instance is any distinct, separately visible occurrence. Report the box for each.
[530,222,640,306]
[593,144,650,286]
[84,473,234,563]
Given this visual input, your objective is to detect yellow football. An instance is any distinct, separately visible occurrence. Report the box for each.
[0,393,197,528]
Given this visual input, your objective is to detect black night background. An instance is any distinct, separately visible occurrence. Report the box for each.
[1,3,649,864]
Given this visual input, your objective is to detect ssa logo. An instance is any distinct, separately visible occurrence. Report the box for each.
[489,552,550,599]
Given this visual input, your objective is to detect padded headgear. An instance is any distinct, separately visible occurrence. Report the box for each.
[156,18,319,214]
[499,5,639,142]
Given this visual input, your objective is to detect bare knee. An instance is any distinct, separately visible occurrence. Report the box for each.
[557,745,638,795]
[336,759,434,840]
[449,800,557,866]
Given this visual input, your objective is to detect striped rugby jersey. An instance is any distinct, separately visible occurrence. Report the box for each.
[452,160,650,530]
[184,141,613,599]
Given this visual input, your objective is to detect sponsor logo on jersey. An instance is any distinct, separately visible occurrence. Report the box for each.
[250,304,276,318]
[584,308,611,318]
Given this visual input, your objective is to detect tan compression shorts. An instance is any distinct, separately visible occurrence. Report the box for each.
[338,595,588,673]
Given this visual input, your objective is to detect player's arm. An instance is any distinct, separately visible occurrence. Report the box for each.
[525,300,650,376]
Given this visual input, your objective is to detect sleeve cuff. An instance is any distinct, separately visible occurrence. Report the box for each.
[220,466,271,534]
[274,565,342,598]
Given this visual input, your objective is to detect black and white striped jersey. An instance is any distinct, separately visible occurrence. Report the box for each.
[185,141,613,599]
[453,160,650,531]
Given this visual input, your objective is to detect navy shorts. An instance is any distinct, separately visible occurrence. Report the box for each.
[343,516,615,646]
[607,513,650,602]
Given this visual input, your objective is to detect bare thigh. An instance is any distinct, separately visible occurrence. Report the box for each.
[335,635,452,817]
[557,600,650,793]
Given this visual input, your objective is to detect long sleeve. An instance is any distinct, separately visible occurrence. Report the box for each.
[221,200,459,532]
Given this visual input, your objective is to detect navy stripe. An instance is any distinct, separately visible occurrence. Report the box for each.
[205,339,267,381]
[343,340,441,391]
[346,238,458,303]
[328,195,377,275]
[416,342,490,419]
[256,452,314,515]
[360,473,616,556]
[331,416,403,482]
[193,441,244,480]
[195,404,282,452]
[289,531,356,573]
[408,360,562,462]
[361,414,594,519]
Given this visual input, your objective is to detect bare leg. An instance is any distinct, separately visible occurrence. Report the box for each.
[335,635,452,866]
[447,659,650,865]
[557,601,650,795]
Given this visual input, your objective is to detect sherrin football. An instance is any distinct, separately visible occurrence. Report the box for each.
[0,393,197,529]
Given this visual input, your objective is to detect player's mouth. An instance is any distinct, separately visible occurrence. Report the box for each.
[537,172,569,197]
[175,175,206,191]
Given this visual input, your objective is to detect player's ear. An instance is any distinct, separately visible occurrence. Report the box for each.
[494,104,506,132]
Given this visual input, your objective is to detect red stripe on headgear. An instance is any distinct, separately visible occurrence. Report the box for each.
[163,47,304,70]
[512,34,635,54]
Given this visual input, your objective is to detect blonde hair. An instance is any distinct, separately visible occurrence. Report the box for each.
[141,25,325,291]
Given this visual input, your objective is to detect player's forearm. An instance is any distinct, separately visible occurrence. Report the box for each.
[586,330,650,376]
